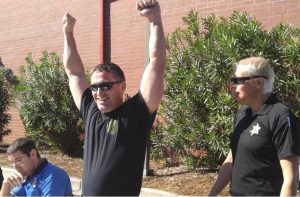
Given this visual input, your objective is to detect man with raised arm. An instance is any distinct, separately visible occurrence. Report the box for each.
[62,0,166,196]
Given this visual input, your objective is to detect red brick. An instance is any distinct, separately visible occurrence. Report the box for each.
[287,7,300,14]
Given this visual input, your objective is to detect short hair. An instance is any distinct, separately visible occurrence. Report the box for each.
[90,63,125,81]
[7,137,41,158]
[234,57,275,94]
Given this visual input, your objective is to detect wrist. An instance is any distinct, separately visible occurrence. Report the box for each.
[148,14,162,25]
[63,30,74,35]
[2,180,12,189]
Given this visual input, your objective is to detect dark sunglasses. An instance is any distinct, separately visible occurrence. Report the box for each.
[230,76,268,85]
[90,80,124,91]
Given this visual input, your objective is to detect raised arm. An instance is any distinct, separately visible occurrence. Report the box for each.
[138,0,166,114]
[62,13,89,109]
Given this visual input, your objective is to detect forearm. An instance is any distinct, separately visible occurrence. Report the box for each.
[149,16,166,71]
[63,32,85,77]
[280,156,298,197]
[280,182,297,197]
[0,182,12,196]
[280,171,298,197]
[208,163,232,196]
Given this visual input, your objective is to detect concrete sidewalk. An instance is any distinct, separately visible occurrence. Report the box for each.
[69,178,182,196]
[2,167,182,196]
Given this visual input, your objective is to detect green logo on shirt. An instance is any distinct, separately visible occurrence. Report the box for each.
[106,119,119,135]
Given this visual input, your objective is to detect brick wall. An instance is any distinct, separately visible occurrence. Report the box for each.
[109,0,300,96]
[0,0,100,143]
[1,0,300,144]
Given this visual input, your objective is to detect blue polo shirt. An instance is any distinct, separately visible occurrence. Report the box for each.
[11,159,72,196]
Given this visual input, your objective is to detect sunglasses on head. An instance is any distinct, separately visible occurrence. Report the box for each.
[90,80,124,91]
[230,75,268,85]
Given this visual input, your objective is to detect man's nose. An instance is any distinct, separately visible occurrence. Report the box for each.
[96,88,106,95]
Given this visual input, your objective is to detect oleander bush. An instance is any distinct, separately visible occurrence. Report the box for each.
[0,59,18,142]
[151,10,300,169]
[12,51,84,156]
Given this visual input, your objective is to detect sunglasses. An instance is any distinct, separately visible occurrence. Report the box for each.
[230,76,268,85]
[90,80,124,91]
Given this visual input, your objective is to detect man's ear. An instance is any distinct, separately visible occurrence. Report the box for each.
[29,149,38,158]
[122,81,126,91]
[256,78,265,90]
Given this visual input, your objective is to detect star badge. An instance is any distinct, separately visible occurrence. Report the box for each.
[249,123,261,136]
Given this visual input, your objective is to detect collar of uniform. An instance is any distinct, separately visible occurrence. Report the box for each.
[255,93,278,115]
[27,158,48,180]
[241,93,278,117]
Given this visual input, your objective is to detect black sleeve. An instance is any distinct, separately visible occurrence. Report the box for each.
[272,109,300,159]
[136,91,157,126]
[80,88,94,121]
[0,167,3,190]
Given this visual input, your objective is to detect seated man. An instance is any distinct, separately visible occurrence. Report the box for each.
[0,137,72,196]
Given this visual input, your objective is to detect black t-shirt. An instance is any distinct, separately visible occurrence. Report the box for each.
[80,89,156,196]
[230,94,300,196]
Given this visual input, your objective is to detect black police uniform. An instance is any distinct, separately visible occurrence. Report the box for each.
[230,94,300,196]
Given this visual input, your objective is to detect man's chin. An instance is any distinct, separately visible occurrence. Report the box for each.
[97,104,110,113]
[235,98,246,105]
[232,94,240,101]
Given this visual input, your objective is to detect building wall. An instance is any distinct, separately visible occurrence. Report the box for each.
[1,0,300,144]
[109,0,300,95]
[0,0,100,143]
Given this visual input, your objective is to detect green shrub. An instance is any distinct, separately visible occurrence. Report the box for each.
[13,52,84,156]
[152,10,300,169]
[0,59,18,142]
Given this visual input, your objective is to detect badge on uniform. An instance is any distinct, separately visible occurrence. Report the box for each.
[249,123,261,136]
